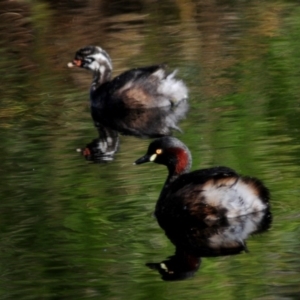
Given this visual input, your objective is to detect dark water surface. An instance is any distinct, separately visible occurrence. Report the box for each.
[1,0,300,299]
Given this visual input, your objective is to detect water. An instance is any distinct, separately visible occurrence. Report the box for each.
[1,0,300,299]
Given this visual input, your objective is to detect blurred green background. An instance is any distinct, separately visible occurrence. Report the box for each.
[0,0,300,299]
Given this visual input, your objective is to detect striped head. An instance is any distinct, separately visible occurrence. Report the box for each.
[68,46,113,74]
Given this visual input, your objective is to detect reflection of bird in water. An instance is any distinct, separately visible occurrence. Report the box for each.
[135,137,270,224]
[68,46,188,162]
[76,105,189,162]
[76,125,119,163]
[147,211,272,281]
[147,249,201,281]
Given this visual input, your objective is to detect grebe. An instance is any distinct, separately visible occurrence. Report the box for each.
[68,46,188,110]
[135,137,270,225]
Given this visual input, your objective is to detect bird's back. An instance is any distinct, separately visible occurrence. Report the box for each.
[91,65,188,109]
[155,167,270,224]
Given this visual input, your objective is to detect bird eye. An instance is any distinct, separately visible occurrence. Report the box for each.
[156,149,162,154]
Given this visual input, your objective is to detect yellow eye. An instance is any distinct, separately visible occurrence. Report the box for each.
[156,149,163,155]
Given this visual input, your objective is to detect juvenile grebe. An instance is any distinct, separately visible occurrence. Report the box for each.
[135,137,270,225]
[68,46,188,109]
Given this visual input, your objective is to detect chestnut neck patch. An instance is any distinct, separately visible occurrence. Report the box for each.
[167,147,190,175]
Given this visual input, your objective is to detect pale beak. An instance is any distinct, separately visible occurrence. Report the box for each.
[67,59,82,68]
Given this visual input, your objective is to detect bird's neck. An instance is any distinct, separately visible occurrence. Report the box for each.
[159,149,192,199]
[167,148,191,181]
[159,165,189,199]
[162,174,177,194]
[91,67,112,91]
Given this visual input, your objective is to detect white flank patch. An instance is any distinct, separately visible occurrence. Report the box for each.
[202,179,267,218]
[208,210,267,248]
[151,69,165,80]
[157,70,188,105]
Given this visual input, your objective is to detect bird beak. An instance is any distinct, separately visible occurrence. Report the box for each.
[134,154,150,165]
[67,59,82,68]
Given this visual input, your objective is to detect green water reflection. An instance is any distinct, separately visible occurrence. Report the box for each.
[1,0,300,299]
